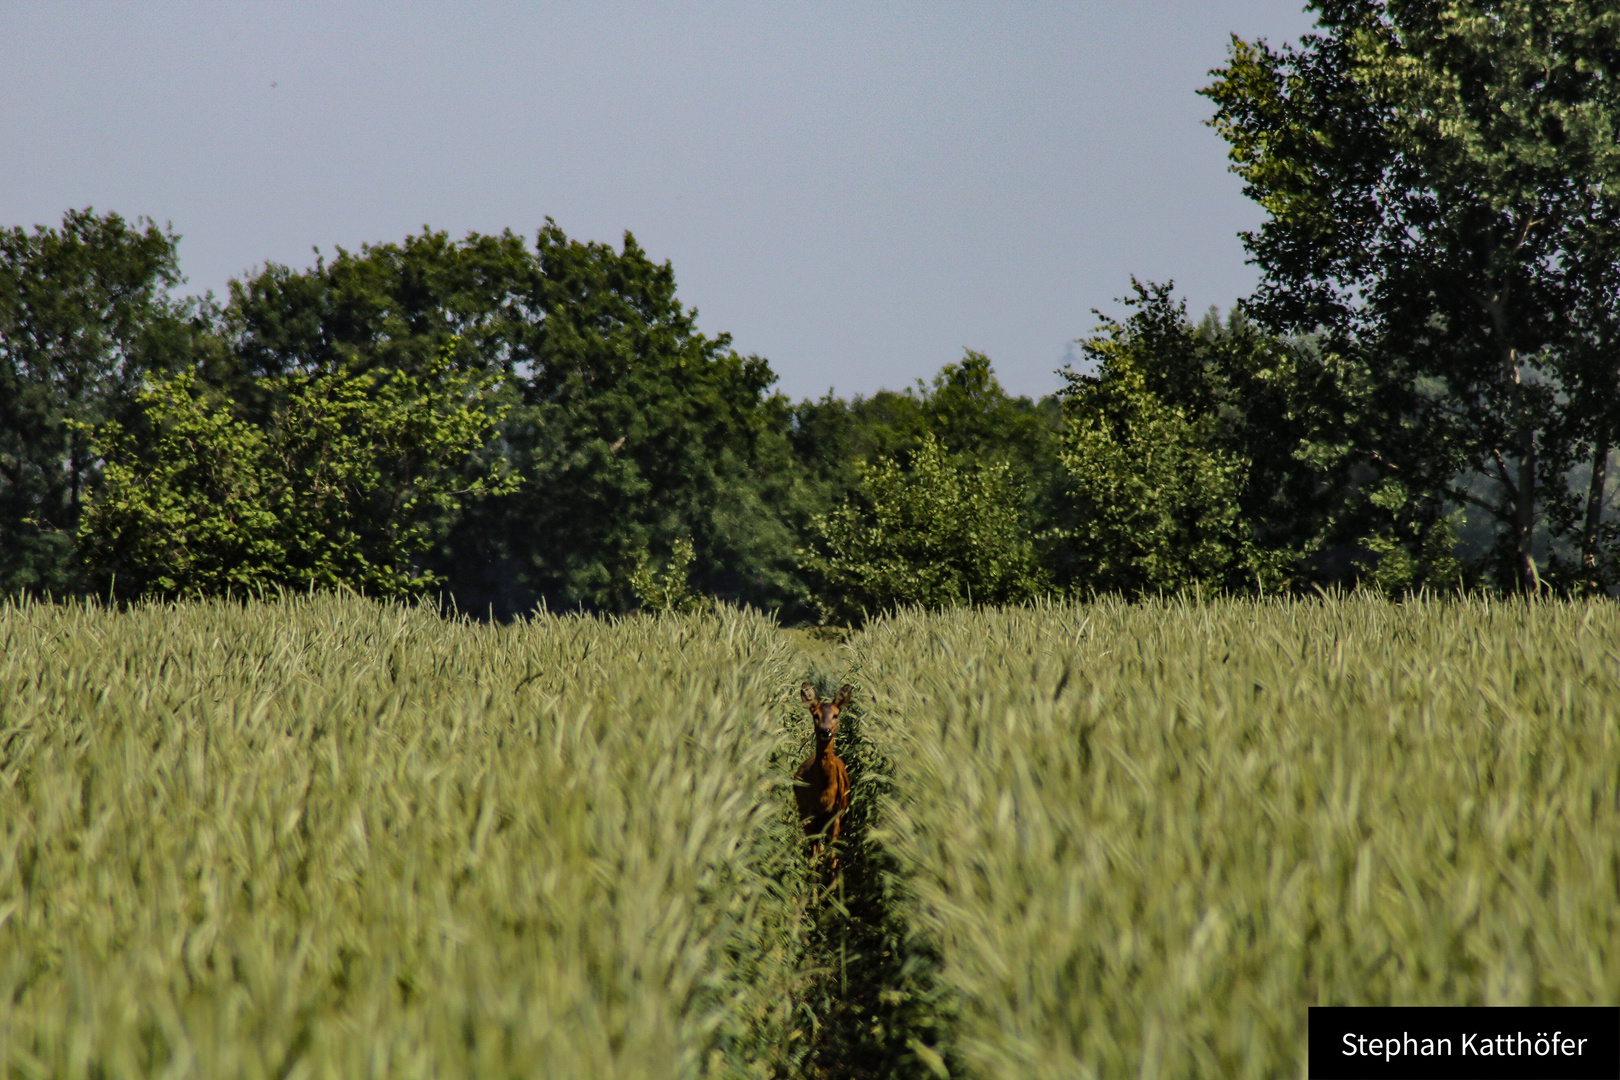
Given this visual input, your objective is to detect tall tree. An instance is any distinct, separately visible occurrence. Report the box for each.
[1554,207,1620,590]
[1205,1,1620,591]
[223,222,813,616]
[1055,284,1325,595]
[503,222,808,613]
[0,209,201,596]
[220,227,538,416]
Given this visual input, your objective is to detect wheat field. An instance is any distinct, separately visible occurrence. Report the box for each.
[851,596,1620,1079]
[5,595,1620,1079]
[0,596,812,1080]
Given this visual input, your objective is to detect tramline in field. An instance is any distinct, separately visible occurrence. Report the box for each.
[5,594,1619,1079]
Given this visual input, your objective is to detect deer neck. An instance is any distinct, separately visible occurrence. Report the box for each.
[813,733,840,765]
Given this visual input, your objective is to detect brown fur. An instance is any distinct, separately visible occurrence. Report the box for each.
[795,682,852,870]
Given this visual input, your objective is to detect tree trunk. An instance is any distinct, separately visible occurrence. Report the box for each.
[1514,430,1539,593]
[1486,302,1542,594]
[1583,433,1611,592]
[68,433,81,529]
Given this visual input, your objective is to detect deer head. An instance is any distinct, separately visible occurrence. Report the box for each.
[801,682,852,742]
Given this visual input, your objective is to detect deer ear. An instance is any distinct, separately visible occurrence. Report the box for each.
[833,684,852,708]
[800,682,820,706]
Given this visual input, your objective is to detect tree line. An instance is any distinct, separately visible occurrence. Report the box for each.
[4,2,1619,618]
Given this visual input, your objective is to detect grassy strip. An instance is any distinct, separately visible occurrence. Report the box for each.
[786,670,962,1080]
[0,596,809,1079]
[851,596,1620,1079]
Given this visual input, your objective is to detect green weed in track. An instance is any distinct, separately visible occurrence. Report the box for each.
[851,597,1620,1079]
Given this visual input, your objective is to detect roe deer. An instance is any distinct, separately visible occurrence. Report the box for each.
[795,682,852,869]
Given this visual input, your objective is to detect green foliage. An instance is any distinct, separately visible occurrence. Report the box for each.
[1057,285,1300,595]
[223,222,812,616]
[222,227,537,385]
[1052,280,1470,597]
[852,597,1620,1078]
[799,433,1046,623]
[75,375,279,597]
[790,351,1060,493]
[0,595,811,1078]
[788,352,1062,621]
[629,536,712,615]
[1356,484,1467,596]
[1060,361,1266,595]
[506,222,807,613]
[0,209,204,596]
[78,345,513,599]
[1204,3,1620,592]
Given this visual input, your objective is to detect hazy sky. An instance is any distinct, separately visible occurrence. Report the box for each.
[2,2,1318,402]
